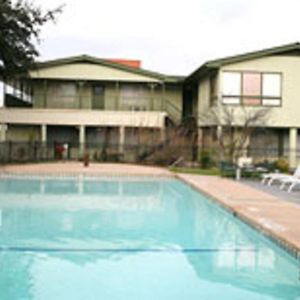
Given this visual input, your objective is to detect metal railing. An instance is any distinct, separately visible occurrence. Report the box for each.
[165,99,182,124]
[19,95,182,123]
[1,142,294,168]
[0,141,196,166]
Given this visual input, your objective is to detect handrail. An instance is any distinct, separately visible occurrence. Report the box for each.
[165,99,182,123]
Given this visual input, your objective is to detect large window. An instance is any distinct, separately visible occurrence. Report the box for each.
[120,84,148,111]
[222,71,282,106]
[51,83,77,101]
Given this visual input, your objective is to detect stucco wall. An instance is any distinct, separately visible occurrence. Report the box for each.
[218,55,300,128]
[30,63,161,83]
[197,77,211,126]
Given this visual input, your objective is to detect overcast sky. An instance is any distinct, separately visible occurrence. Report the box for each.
[35,0,300,76]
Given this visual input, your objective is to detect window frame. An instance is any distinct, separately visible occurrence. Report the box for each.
[222,70,282,107]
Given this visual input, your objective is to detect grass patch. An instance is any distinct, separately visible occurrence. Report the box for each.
[169,167,220,176]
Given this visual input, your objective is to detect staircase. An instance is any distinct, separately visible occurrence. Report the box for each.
[138,115,198,164]
[165,99,182,125]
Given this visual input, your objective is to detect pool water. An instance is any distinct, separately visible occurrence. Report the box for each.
[0,177,299,300]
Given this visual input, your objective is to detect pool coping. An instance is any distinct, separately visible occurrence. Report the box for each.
[177,174,300,261]
[0,162,174,178]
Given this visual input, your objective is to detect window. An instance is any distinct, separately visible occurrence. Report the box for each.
[262,74,281,106]
[58,83,76,97]
[120,84,148,110]
[51,83,76,100]
[223,72,241,96]
[222,71,281,106]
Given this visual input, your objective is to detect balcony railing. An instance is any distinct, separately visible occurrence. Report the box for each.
[30,95,182,123]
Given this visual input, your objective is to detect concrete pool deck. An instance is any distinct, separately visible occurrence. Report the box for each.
[0,162,172,177]
[0,162,300,258]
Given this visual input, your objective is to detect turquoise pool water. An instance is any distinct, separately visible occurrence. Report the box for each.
[0,177,299,299]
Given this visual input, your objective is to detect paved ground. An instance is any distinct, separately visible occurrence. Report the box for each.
[0,162,173,177]
[241,179,300,205]
[0,162,300,256]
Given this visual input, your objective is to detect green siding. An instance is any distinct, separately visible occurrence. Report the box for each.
[31,80,183,122]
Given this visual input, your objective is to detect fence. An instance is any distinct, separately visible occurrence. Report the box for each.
[0,141,298,167]
[0,141,197,166]
[198,146,300,167]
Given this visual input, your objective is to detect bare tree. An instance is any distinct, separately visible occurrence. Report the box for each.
[201,105,270,163]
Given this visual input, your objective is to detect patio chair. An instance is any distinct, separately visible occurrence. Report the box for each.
[261,163,300,186]
[278,176,300,192]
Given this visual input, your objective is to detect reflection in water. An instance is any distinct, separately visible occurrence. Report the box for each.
[0,177,299,300]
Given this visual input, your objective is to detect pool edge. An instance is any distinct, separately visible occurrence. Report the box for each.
[177,174,300,261]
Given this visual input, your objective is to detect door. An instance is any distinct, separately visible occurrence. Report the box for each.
[92,85,105,109]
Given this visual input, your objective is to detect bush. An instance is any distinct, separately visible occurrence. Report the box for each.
[199,150,214,169]
[274,158,289,173]
[255,160,276,172]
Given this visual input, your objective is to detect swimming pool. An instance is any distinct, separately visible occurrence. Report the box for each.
[0,176,299,299]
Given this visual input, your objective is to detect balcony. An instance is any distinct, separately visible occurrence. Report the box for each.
[0,108,167,128]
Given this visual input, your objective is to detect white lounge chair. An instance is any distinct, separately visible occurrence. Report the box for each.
[261,163,300,186]
[279,176,300,192]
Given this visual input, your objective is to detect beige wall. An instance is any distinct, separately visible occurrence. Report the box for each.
[0,109,167,128]
[217,55,300,128]
[161,84,182,122]
[7,125,40,142]
[30,63,161,83]
[197,77,211,126]
[164,84,182,110]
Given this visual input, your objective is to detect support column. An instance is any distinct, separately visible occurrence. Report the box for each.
[41,124,47,143]
[43,79,47,108]
[119,126,125,153]
[79,125,86,157]
[216,125,222,140]
[161,82,166,111]
[150,83,155,111]
[289,127,297,168]
[3,80,6,107]
[0,124,7,142]
[115,82,120,109]
[41,124,47,160]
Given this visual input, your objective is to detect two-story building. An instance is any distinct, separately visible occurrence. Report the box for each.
[184,42,300,167]
[0,56,183,160]
[2,43,300,166]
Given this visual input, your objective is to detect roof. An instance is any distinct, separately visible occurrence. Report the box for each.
[31,55,184,83]
[106,59,141,69]
[186,42,300,82]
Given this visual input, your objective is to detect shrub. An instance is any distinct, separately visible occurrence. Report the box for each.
[274,158,289,173]
[100,147,108,161]
[199,150,214,169]
[93,151,98,161]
